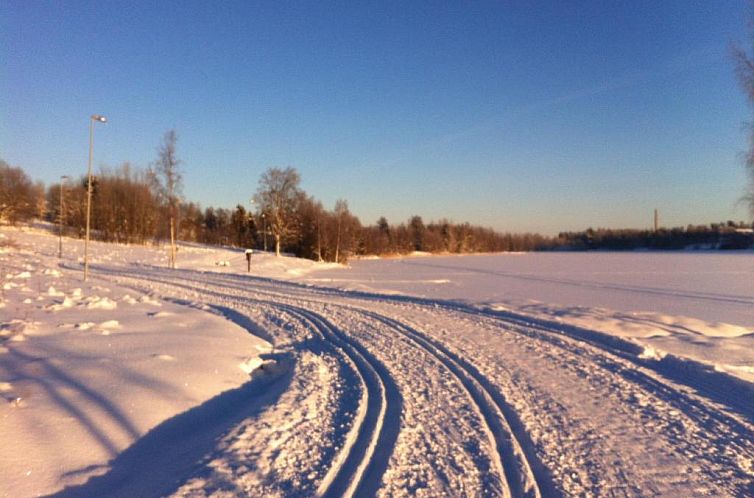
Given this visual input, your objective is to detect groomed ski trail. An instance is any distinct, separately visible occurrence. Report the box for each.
[81,263,754,497]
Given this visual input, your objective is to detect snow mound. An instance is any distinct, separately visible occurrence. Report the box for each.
[239,356,289,379]
[122,294,138,305]
[85,296,118,310]
[1,320,34,341]
[47,295,78,311]
[639,345,667,361]
[47,286,64,297]
[140,295,162,306]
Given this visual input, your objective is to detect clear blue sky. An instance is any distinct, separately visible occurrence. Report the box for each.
[2,1,751,234]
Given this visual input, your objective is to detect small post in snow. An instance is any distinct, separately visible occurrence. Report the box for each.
[245,249,253,272]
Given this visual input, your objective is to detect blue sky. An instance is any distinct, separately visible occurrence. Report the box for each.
[1,1,751,234]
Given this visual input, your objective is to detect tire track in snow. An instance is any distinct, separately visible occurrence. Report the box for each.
[189,270,547,497]
[92,266,754,495]
[94,267,402,498]
[357,309,552,498]
[272,304,401,498]
[137,271,540,495]
[464,304,754,427]
[256,271,752,425]
[395,302,754,495]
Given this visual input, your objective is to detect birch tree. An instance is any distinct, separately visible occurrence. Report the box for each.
[254,167,301,256]
[152,130,183,268]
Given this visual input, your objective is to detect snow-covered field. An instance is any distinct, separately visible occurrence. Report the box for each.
[1,225,753,497]
[305,251,754,384]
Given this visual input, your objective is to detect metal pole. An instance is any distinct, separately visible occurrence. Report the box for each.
[58,176,67,258]
[262,214,267,252]
[84,119,94,280]
[83,115,106,280]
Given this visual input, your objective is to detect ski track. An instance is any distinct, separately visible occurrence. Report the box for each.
[273,304,400,498]
[83,263,754,497]
[356,309,545,498]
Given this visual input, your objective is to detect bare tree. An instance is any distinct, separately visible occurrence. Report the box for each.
[151,130,183,267]
[254,167,301,256]
[334,199,347,263]
[733,18,754,219]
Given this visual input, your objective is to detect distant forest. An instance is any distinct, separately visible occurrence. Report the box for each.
[2,155,752,263]
[557,224,753,251]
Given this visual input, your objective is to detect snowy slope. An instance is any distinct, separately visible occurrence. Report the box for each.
[2,226,753,497]
[0,227,272,497]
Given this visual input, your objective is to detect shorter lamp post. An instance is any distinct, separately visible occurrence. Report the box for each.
[58,175,69,258]
[261,213,267,252]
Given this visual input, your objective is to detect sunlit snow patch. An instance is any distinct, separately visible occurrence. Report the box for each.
[85,296,118,310]
[47,286,64,297]
[638,345,667,361]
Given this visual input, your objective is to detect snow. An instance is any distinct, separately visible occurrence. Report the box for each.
[1,224,753,497]
[0,226,272,497]
[304,251,754,383]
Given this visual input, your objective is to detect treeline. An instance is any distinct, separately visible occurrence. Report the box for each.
[360,216,553,255]
[556,223,754,250]
[2,157,556,262]
[4,154,752,262]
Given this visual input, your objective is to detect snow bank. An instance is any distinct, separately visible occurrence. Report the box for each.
[0,225,273,497]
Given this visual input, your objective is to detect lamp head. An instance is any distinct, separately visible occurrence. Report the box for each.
[91,115,107,123]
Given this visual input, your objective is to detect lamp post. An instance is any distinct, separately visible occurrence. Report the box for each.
[261,213,267,252]
[58,175,69,258]
[249,198,257,249]
[84,114,107,281]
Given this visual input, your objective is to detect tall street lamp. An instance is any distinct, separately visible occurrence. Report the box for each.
[58,175,69,258]
[84,114,107,281]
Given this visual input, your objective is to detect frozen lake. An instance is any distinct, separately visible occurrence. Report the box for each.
[305,252,754,328]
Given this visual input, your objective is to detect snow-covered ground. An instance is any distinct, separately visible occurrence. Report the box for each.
[1,225,753,497]
[304,252,754,384]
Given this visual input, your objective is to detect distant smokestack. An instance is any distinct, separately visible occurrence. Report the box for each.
[654,209,659,232]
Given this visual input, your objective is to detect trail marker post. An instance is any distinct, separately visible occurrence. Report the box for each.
[245,249,253,272]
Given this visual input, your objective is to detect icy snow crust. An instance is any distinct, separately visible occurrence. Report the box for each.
[1,224,753,497]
